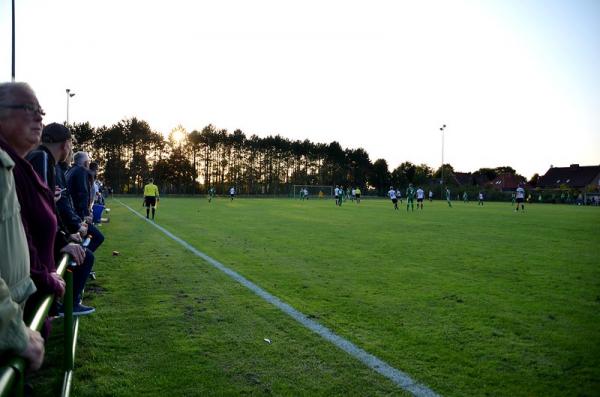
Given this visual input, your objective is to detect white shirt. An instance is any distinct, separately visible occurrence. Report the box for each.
[416,189,424,199]
[334,187,339,196]
[388,189,397,199]
[479,193,484,200]
[516,187,525,199]
[229,187,235,195]
[429,191,433,197]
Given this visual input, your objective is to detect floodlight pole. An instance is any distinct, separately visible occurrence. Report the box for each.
[11,0,15,81]
[440,124,447,199]
[66,89,75,125]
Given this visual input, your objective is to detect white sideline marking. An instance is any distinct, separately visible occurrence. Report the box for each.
[118,200,440,397]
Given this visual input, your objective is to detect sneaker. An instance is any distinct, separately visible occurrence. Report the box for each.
[73,303,95,316]
[57,303,96,317]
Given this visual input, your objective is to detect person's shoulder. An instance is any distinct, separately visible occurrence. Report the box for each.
[0,148,15,169]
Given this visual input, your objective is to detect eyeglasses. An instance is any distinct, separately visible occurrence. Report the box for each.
[0,104,45,117]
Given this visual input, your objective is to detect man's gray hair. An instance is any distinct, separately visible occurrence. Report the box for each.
[0,82,36,119]
[73,151,90,166]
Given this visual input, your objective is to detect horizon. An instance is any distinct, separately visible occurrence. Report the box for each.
[1,0,598,179]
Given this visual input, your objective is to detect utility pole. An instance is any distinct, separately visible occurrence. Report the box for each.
[440,124,447,199]
[66,89,75,125]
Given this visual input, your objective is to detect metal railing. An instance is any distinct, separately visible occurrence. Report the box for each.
[0,250,81,397]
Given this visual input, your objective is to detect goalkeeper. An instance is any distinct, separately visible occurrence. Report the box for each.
[143,178,160,220]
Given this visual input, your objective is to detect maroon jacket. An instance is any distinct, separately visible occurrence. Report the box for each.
[0,137,61,295]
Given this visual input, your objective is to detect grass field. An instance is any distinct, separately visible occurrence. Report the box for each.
[33,196,600,396]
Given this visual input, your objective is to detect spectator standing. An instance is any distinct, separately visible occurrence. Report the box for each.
[0,82,66,324]
[66,152,104,252]
[27,124,95,315]
[0,146,44,370]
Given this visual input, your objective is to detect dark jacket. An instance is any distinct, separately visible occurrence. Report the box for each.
[25,145,56,192]
[0,138,62,296]
[56,162,82,234]
[26,146,76,239]
[66,165,90,218]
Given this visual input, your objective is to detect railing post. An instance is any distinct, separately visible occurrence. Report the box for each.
[64,268,74,372]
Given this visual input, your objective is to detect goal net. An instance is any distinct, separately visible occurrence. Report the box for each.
[292,185,334,199]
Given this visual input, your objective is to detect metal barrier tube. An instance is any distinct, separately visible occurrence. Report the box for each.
[64,268,74,372]
[0,254,70,397]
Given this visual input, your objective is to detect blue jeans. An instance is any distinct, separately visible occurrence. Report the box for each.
[86,223,105,252]
[72,248,94,303]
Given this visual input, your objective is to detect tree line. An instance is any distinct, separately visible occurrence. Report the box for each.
[70,118,525,195]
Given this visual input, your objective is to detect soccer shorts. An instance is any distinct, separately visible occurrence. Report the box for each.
[144,196,157,207]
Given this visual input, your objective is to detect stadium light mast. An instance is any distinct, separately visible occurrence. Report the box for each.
[66,89,75,125]
[11,0,15,81]
[440,124,447,198]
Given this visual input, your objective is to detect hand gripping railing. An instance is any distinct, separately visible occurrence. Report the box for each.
[0,236,90,397]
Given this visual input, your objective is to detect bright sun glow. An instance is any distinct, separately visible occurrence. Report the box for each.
[169,129,187,144]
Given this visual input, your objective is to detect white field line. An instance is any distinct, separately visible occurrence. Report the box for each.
[118,200,441,397]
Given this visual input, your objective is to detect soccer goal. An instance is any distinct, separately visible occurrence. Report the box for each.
[292,185,334,199]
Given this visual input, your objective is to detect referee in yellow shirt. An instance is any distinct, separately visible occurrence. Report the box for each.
[143,178,160,220]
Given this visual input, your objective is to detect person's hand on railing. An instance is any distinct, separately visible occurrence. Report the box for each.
[69,233,83,244]
[78,222,88,237]
[50,272,66,298]
[60,243,85,266]
[21,328,45,371]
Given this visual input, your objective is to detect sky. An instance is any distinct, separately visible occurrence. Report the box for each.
[1,0,598,178]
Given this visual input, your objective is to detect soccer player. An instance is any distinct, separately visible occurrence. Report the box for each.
[299,187,305,200]
[208,186,216,202]
[229,186,236,200]
[143,178,160,219]
[396,188,403,204]
[406,183,415,211]
[355,186,361,204]
[388,186,399,210]
[303,188,309,200]
[511,192,516,206]
[351,187,355,202]
[478,191,484,206]
[334,186,340,206]
[463,191,468,203]
[446,187,452,207]
[416,187,425,210]
[428,190,433,202]
[515,183,525,212]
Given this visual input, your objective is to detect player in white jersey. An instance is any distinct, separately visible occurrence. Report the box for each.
[334,186,341,206]
[428,190,433,202]
[416,187,425,210]
[229,186,236,200]
[478,191,484,206]
[388,187,399,210]
[515,184,526,212]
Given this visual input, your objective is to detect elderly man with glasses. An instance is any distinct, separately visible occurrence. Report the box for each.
[0,82,91,327]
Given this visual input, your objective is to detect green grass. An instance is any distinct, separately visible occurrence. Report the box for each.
[33,197,600,396]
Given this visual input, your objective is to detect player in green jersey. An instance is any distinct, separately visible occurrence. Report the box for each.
[446,187,452,207]
[208,186,216,203]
